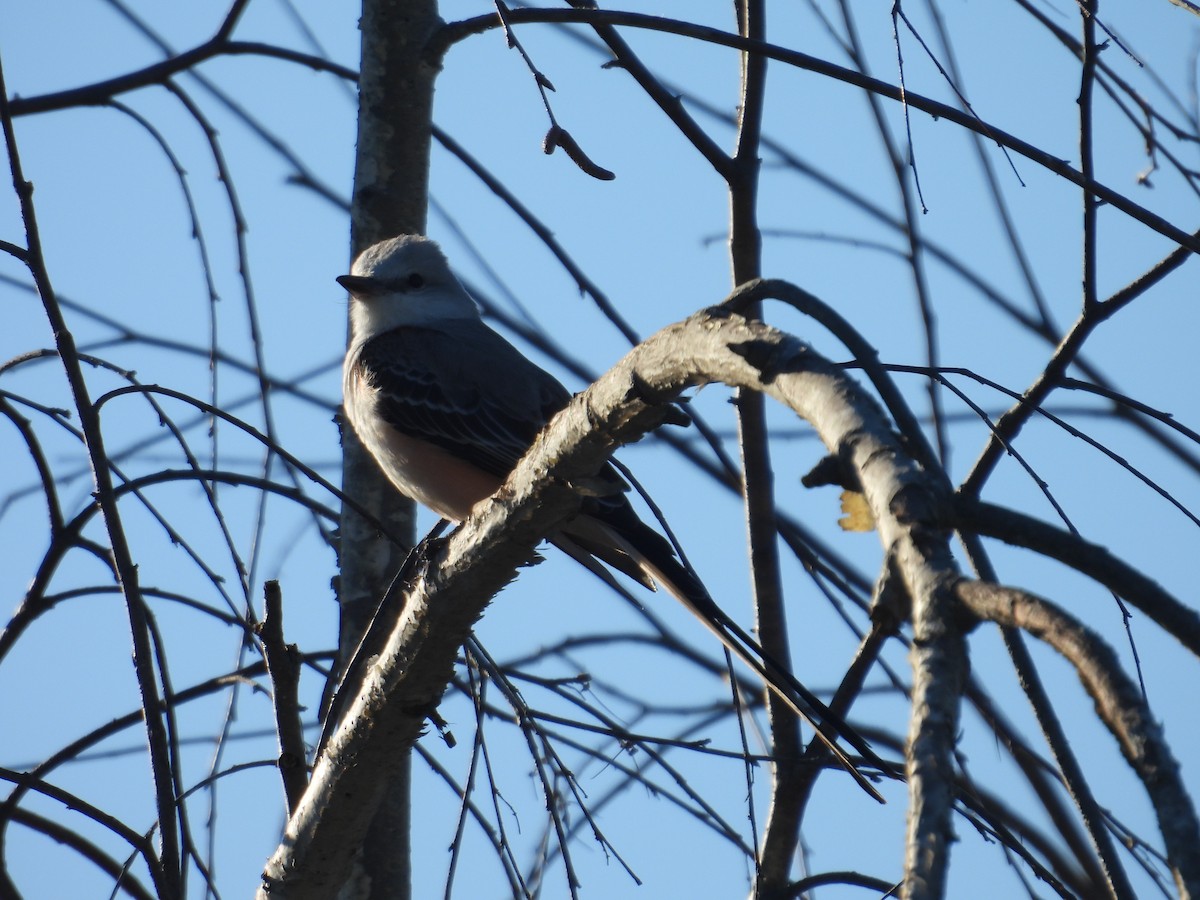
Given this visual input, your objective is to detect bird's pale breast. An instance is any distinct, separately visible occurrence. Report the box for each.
[347,368,501,520]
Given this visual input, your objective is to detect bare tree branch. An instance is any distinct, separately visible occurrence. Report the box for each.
[955,579,1200,896]
[259,295,982,896]
[260,580,309,814]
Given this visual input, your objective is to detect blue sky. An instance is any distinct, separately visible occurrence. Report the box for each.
[2,2,1199,897]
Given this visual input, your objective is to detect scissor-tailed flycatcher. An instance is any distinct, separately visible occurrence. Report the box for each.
[340,235,884,801]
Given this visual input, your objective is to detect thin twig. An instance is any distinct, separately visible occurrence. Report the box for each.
[259,581,309,813]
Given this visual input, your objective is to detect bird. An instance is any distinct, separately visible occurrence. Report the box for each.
[339,234,886,801]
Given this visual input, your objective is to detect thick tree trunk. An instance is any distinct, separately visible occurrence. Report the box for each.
[335,2,441,898]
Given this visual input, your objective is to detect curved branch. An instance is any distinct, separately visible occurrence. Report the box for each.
[2,806,155,900]
[7,42,356,117]
[0,767,162,886]
[954,498,1200,659]
[259,300,969,898]
[954,579,1200,896]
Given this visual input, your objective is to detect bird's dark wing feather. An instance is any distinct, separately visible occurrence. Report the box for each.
[354,325,573,479]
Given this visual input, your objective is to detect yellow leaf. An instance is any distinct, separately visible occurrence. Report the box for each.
[838,490,876,532]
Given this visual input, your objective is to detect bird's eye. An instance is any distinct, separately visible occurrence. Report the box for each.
[406,273,425,289]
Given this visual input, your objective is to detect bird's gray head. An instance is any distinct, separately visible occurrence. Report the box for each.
[339,235,480,339]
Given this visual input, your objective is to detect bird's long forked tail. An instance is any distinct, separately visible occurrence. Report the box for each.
[681,588,888,804]
[568,518,889,804]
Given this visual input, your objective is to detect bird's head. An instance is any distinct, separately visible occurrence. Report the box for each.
[339,234,480,339]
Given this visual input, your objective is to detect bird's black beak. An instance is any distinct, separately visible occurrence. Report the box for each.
[337,274,384,297]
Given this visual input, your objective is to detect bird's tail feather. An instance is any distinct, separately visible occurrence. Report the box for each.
[561,513,887,804]
[555,526,657,592]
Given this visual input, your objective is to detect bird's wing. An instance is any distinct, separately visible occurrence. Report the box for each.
[353,324,573,479]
